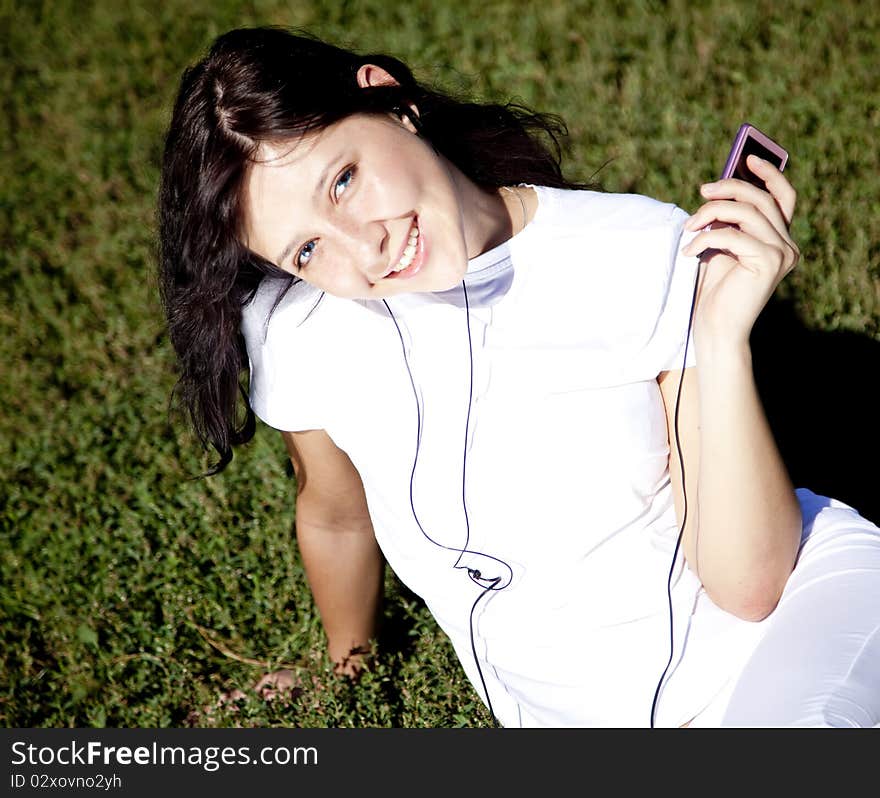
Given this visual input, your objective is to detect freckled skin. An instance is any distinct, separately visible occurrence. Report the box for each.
[241,113,519,300]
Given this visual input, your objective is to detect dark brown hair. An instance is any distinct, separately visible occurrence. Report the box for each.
[158,26,596,473]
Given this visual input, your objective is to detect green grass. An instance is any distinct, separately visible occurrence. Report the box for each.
[1,0,878,727]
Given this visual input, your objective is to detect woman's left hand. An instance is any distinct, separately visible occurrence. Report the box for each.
[680,155,800,347]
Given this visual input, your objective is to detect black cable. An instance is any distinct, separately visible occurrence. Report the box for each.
[468,575,504,727]
[383,282,512,727]
[385,243,700,729]
[649,260,702,728]
[453,280,476,571]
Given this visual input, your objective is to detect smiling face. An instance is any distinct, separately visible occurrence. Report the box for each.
[240,112,515,299]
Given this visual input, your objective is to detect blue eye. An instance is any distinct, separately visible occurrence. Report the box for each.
[297,240,316,268]
[294,167,354,270]
[334,167,355,200]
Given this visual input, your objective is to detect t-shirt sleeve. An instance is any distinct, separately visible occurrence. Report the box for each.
[241,283,330,432]
[647,205,702,373]
[493,190,704,390]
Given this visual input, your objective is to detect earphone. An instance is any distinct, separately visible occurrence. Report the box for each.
[383,284,513,727]
[383,226,702,729]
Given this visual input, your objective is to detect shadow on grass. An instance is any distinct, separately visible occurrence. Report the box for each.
[374,576,427,722]
[752,296,880,527]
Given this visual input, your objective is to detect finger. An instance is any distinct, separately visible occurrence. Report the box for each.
[686,201,799,272]
[685,199,788,246]
[254,669,296,693]
[681,225,789,275]
[702,154,797,227]
[215,688,247,706]
[745,154,797,225]
[700,177,791,236]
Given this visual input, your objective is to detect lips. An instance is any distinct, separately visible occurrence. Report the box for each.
[384,216,424,280]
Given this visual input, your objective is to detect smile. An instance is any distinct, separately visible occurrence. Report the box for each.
[384,217,423,279]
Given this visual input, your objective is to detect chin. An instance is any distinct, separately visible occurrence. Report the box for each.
[430,274,466,293]
[431,260,469,291]
[384,266,465,297]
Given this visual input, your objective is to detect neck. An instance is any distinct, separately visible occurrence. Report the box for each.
[443,157,521,258]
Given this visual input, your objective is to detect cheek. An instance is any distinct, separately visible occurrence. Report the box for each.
[316,263,367,300]
[374,136,439,200]
[366,161,421,209]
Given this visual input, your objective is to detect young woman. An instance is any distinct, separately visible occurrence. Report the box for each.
[158,26,880,727]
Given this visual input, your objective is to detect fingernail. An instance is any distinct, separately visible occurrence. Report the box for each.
[700,182,718,194]
[683,215,696,230]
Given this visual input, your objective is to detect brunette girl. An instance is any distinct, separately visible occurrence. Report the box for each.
[159,27,880,727]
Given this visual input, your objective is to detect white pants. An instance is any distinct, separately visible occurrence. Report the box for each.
[689,489,880,727]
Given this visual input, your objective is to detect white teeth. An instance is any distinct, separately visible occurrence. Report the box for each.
[390,219,420,274]
[393,251,413,271]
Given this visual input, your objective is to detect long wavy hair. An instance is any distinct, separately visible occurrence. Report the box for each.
[158,26,598,474]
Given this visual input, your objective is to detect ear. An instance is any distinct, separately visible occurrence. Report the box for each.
[356,64,421,134]
[356,63,400,89]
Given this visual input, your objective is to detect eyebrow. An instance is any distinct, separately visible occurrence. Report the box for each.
[274,156,342,268]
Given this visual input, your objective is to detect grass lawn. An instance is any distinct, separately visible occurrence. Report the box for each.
[2,0,878,727]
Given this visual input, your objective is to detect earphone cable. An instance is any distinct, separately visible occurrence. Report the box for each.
[383,285,512,727]
[649,259,702,728]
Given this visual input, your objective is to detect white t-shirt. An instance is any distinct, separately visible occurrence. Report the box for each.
[242,186,767,727]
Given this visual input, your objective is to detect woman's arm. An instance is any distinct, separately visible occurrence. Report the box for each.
[658,362,801,621]
[657,156,804,621]
[282,429,385,675]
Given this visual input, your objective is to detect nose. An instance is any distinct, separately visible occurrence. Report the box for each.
[330,213,388,281]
